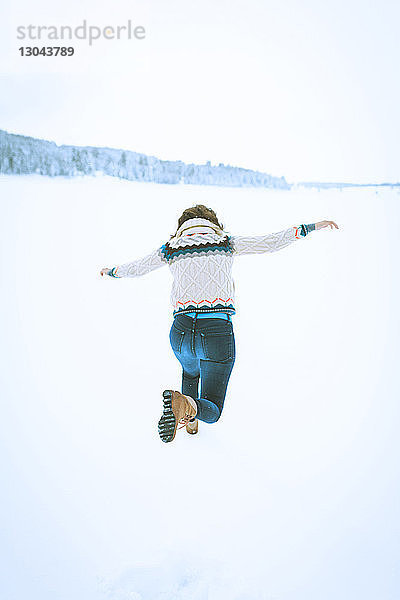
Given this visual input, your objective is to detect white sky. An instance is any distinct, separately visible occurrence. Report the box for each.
[1,0,400,182]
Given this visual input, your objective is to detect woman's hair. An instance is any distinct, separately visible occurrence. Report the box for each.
[173,205,224,237]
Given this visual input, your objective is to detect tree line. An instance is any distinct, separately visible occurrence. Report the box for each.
[0,129,290,189]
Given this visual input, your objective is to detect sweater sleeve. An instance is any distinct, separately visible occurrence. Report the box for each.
[230,224,316,256]
[107,246,168,278]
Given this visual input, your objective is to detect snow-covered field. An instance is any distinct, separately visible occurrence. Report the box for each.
[1,175,399,600]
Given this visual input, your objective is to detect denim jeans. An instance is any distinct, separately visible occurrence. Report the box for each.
[169,313,236,423]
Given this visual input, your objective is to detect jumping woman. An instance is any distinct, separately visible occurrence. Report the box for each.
[100,205,338,443]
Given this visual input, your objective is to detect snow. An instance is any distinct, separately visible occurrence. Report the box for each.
[1,175,399,599]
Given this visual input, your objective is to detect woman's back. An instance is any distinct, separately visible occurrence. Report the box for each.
[161,217,235,316]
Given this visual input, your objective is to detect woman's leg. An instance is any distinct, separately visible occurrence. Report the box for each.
[182,371,200,403]
[195,358,235,423]
[169,317,201,401]
[193,319,236,423]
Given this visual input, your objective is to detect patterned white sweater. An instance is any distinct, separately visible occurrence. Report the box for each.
[108,218,316,316]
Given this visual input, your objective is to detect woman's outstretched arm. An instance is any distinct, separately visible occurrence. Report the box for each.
[230,220,338,255]
[100,246,168,278]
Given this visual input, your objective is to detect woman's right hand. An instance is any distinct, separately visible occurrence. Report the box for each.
[100,268,111,277]
[315,220,339,230]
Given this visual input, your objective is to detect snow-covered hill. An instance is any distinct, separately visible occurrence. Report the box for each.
[0,130,289,189]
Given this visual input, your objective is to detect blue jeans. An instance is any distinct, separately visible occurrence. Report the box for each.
[169,314,236,423]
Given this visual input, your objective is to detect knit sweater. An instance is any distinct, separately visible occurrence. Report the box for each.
[108,218,316,316]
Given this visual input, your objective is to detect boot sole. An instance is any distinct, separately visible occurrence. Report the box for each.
[158,390,177,443]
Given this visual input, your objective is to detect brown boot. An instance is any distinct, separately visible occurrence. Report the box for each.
[158,390,197,443]
[186,418,199,435]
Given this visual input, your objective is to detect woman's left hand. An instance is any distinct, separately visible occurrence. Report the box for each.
[100,268,111,277]
[315,220,339,230]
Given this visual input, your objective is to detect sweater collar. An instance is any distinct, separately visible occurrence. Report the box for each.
[175,218,224,238]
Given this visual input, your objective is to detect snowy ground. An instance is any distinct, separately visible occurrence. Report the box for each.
[1,175,399,600]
